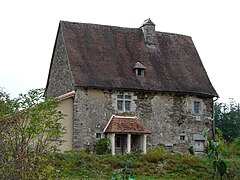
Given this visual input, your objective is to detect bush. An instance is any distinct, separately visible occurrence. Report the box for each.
[229,137,240,157]
[94,137,110,155]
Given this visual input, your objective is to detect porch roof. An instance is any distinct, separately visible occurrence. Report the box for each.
[103,115,151,134]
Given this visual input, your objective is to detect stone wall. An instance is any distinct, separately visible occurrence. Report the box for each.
[45,28,75,97]
[73,88,115,150]
[72,88,213,153]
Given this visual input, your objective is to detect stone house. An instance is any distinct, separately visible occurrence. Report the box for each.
[45,19,218,155]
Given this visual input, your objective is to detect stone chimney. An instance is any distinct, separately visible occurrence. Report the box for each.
[141,18,156,48]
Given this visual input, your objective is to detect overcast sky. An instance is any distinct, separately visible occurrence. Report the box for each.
[0,0,239,103]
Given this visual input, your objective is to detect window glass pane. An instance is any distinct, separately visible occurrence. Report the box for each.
[115,137,121,147]
[125,95,131,99]
[137,69,143,76]
[180,136,185,141]
[125,101,131,111]
[194,102,200,114]
[117,100,123,110]
[117,95,123,99]
[96,133,101,138]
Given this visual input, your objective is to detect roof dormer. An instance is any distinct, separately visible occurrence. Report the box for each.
[133,62,146,76]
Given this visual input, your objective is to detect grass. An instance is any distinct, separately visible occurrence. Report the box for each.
[49,147,240,179]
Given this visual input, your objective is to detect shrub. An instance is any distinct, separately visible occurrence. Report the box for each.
[94,137,110,155]
[188,146,195,155]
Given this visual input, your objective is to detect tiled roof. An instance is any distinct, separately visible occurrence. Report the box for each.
[104,115,151,134]
[50,20,218,97]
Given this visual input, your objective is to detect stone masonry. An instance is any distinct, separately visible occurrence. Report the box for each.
[45,28,75,97]
[72,88,213,153]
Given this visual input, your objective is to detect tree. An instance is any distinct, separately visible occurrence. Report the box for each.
[214,100,240,142]
[0,88,66,179]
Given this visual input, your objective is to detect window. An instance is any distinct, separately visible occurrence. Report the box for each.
[115,136,121,148]
[194,101,201,114]
[96,133,101,139]
[136,69,144,76]
[179,133,188,143]
[117,93,132,112]
[180,135,185,141]
[133,62,146,76]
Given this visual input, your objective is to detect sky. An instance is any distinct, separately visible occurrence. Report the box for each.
[0,0,239,103]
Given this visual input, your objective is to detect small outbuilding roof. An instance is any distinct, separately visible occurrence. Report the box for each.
[103,115,151,134]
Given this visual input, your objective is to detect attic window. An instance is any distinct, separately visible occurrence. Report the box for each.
[133,62,146,76]
[137,69,144,76]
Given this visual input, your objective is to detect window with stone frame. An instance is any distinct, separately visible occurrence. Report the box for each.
[117,93,132,112]
[193,101,201,115]
[180,135,185,141]
[179,133,188,143]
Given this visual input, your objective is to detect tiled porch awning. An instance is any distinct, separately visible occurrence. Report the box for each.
[103,115,151,134]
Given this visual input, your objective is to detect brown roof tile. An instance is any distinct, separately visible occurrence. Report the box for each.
[59,20,218,97]
[104,116,151,134]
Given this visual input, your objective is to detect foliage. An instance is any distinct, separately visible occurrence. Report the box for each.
[229,137,240,157]
[204,128,227,179]
[47,147,240,179]
[50,147,225,179]
[0,88,66,179]
[112,160,135,180]
[0,87,9,103]
[214,100,240,142]
[188,146,195,155]
[94,137,110,155]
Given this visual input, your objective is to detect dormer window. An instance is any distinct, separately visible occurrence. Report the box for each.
[137,69,144,76]
[133,62,146,77]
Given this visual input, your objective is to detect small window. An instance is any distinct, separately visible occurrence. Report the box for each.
[96,133,101,139]
[179,133,188,143]
[194,101,201,114]
[136,69,144,76]
[180,135,185,141]
[133,62,146,76]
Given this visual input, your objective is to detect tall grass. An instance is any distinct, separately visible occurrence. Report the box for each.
[50,147,240,179]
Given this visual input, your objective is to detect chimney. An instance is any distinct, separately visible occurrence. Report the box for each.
[141,18,156,48]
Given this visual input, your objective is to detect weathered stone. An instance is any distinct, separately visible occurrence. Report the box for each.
[45,28,75,97]
[71,88,213,153]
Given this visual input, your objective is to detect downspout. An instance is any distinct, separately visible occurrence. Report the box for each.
[212,97,219,140]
